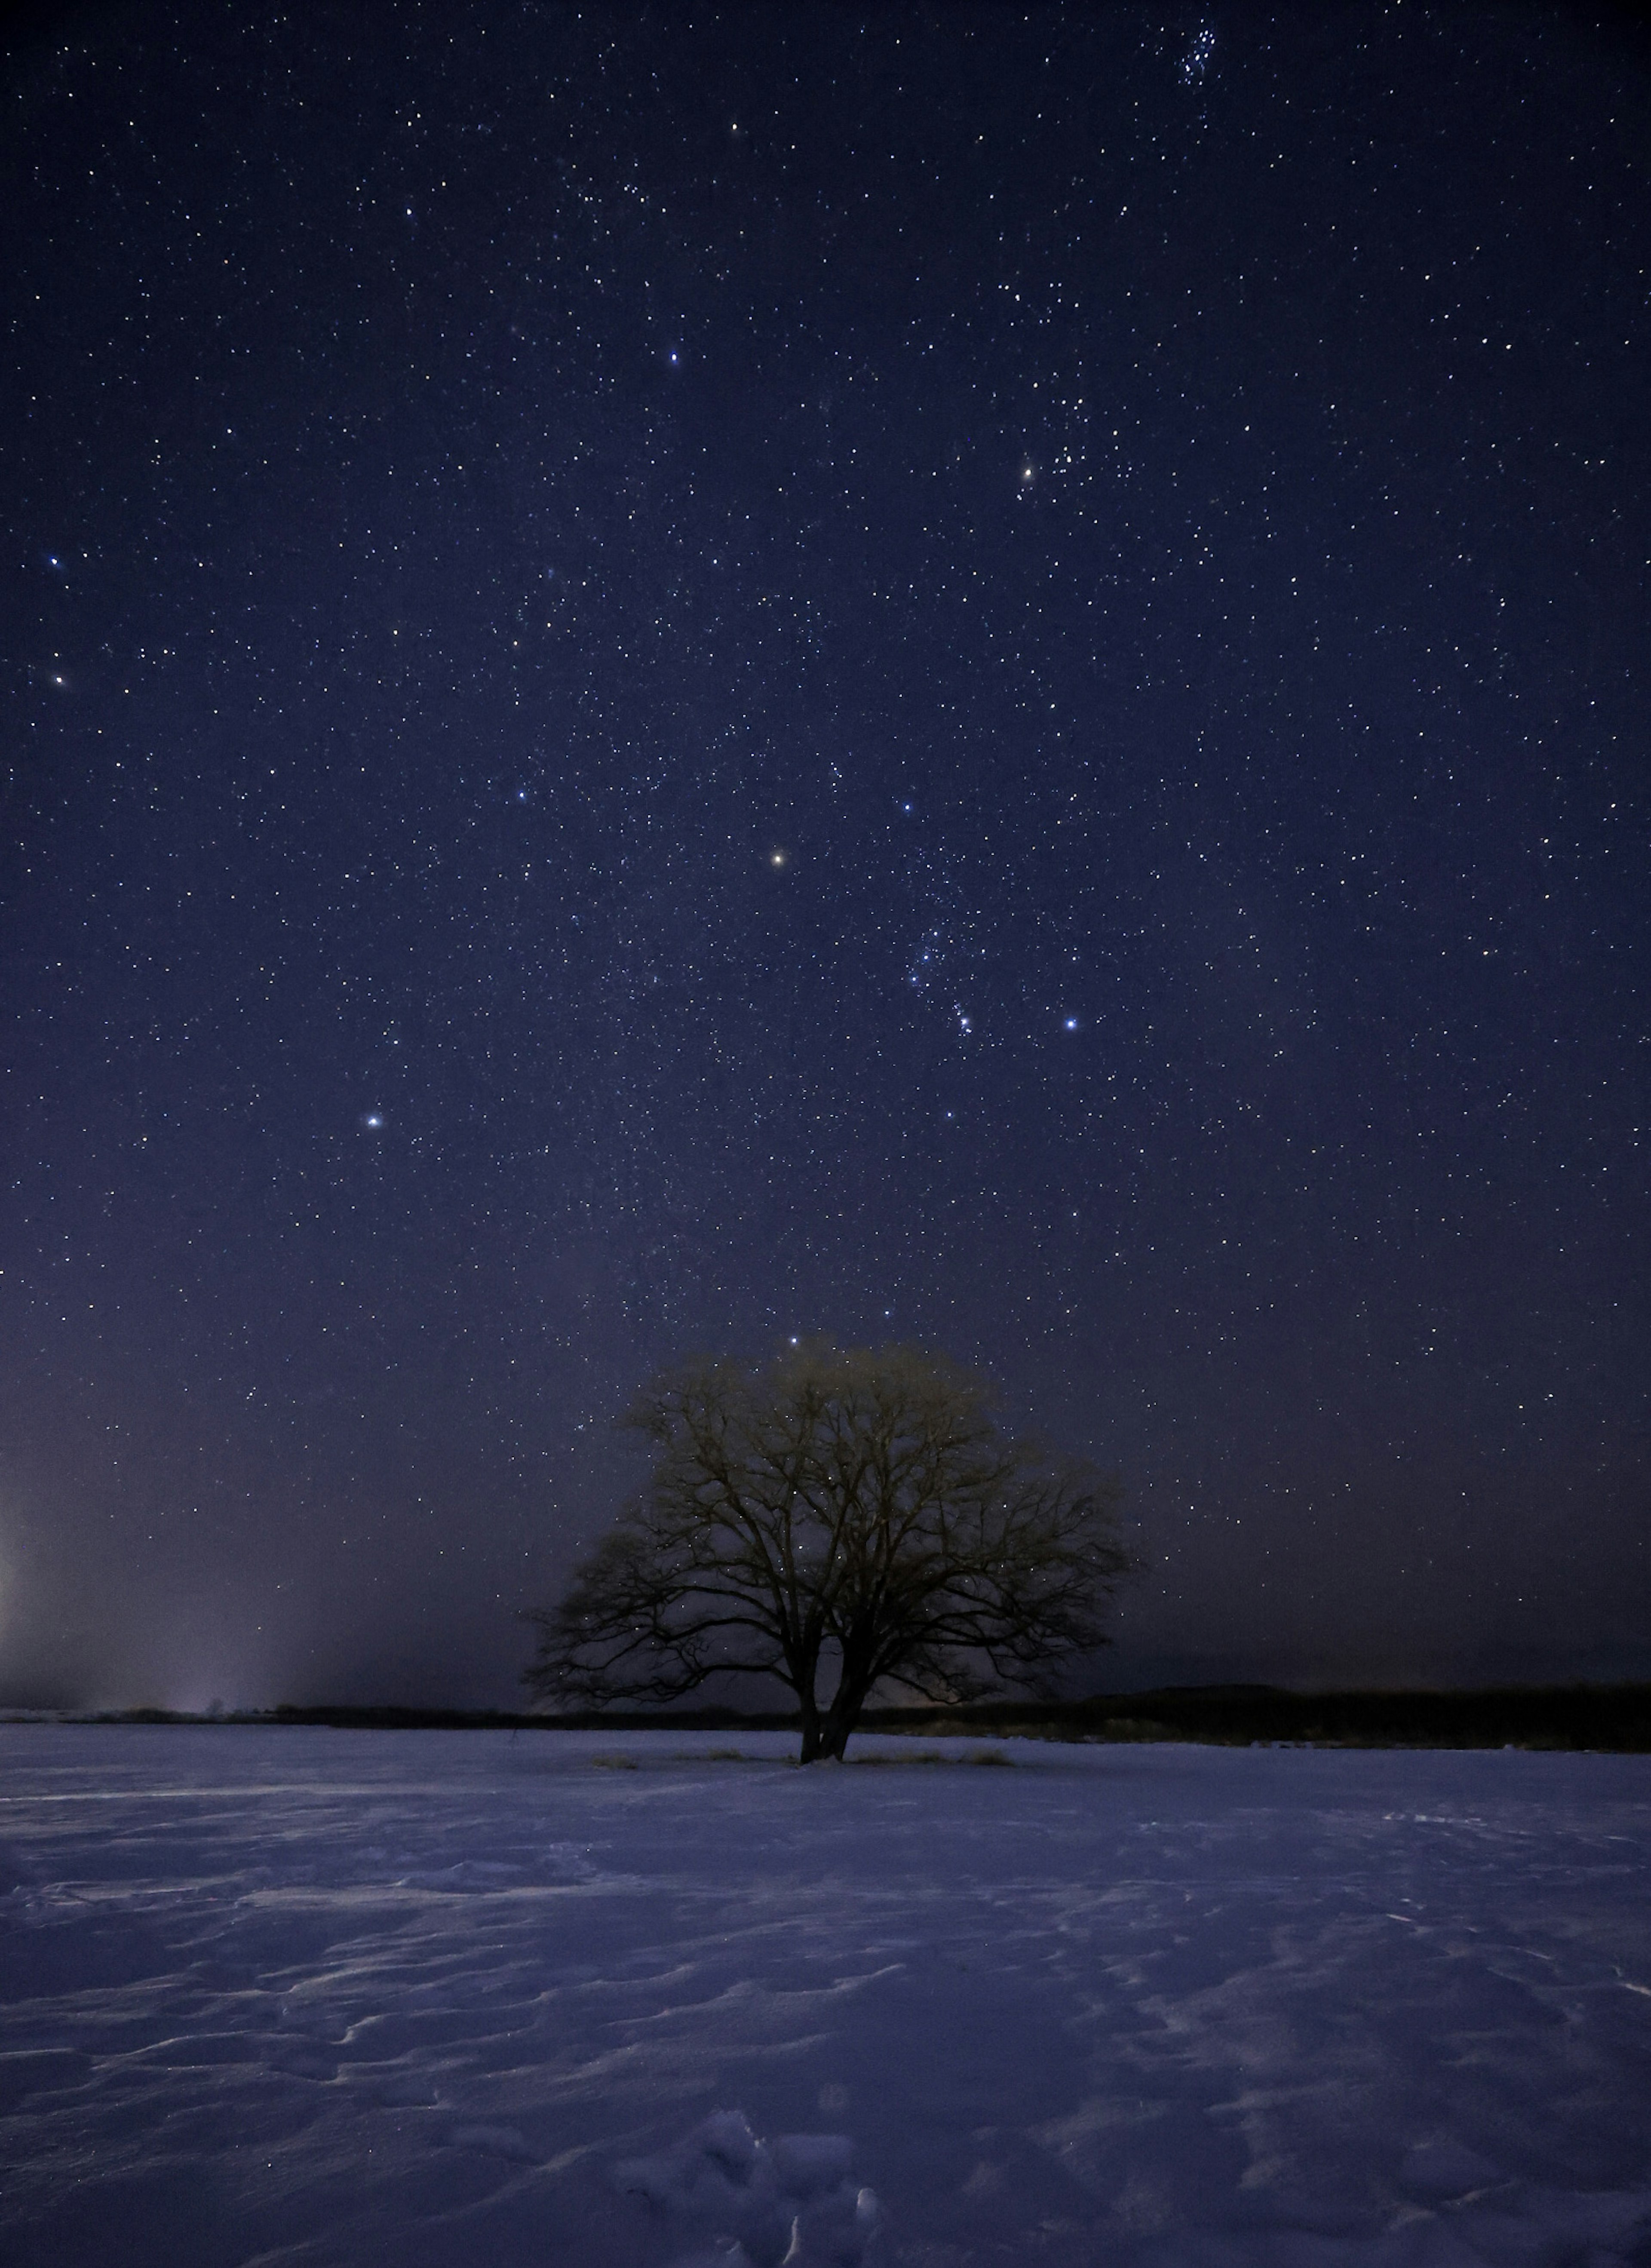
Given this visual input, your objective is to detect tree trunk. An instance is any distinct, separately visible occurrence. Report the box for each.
[787,1630,828,1762]
[819,1670,874,1760]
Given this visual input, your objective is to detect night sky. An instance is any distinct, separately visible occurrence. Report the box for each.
[3,3,1646,1712]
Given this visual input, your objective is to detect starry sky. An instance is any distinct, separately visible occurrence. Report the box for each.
[2,2,1646,1712]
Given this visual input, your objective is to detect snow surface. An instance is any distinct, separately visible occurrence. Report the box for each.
[1,1725,1649,2266]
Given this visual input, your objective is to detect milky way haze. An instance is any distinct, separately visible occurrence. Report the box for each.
[2,3,1646,1709]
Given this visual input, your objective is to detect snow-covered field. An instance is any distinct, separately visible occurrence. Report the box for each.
[1,1727,1648,2267]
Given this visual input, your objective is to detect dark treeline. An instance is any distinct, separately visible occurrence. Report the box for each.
[52,1684,1651,1751]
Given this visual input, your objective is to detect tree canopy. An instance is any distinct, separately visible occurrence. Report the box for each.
[522,1341,1141,1760]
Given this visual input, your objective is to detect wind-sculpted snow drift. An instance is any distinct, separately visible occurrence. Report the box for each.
[0,1726,1648,2266]
[616,2107,879,2266]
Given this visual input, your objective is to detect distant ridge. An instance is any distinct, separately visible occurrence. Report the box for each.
[31,1683,1651,1751]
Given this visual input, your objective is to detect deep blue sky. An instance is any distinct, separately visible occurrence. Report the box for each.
[2,3,1646,1709]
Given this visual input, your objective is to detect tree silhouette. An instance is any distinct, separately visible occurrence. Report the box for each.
[523,1342,1141,1760]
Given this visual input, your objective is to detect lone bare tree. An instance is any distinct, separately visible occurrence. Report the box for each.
[522,1342,1141,1761]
